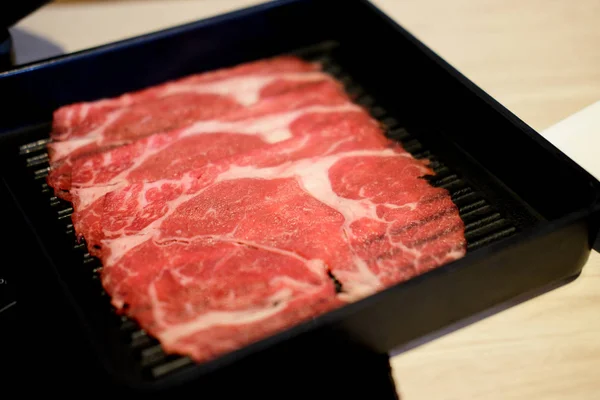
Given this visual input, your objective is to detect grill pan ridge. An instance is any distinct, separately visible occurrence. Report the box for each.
[2,0,599,394]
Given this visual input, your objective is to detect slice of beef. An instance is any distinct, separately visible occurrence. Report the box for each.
[72,107,383,256]
[56,80,353,199]
[46,55,331,200]
[94,120,465,363]
[51,55,321,141]
[102,237,343,363]
[48,73,331,162]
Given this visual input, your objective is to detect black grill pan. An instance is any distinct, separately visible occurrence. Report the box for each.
[2,0,599,395]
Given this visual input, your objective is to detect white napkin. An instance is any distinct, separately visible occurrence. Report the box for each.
[541,100,600,180]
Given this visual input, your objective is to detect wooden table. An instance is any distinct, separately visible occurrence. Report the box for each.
[14,1,600,398]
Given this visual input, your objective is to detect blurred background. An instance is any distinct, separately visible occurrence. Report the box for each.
[6,1,599,399]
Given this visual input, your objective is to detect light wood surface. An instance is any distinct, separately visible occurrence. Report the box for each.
[391,101,600,400]
[14,1,600,399]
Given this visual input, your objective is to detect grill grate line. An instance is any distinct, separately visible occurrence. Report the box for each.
[458,199,487,214]
[461,205,493,220]
[141,349,168,368]
[381,117,399,129]
[431,174,459,186]
[400,139,423,153]
[26,153,50,166]
[388,127,412,141]
[464,213,502,232]
[464,219,510,241]
[451,188,476,202]
[467,227,517,250]
[151,357,194,379]
[19,138,51,154]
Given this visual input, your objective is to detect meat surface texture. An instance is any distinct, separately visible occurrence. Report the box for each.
[51,56,322,141]
[46,56,332,200]
[68,80,360,253]
[46,55,467,365]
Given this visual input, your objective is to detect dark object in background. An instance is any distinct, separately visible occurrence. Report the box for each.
[9,27,65,66]
[1,0,50,29]
[0,0,51,71]
[0,0,51,72]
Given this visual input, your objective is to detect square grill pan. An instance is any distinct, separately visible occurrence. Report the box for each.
[2,0,599,393]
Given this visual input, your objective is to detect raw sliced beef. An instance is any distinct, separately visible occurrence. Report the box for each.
[51,55,321,141]
[102,238,343,363]
[46,57,332,200]
[66,81,362,250]
[95,122,465,362]
[53,79,352,201]
[47,72,330,163]
[72,107,383,256]
[49,53,467,367]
